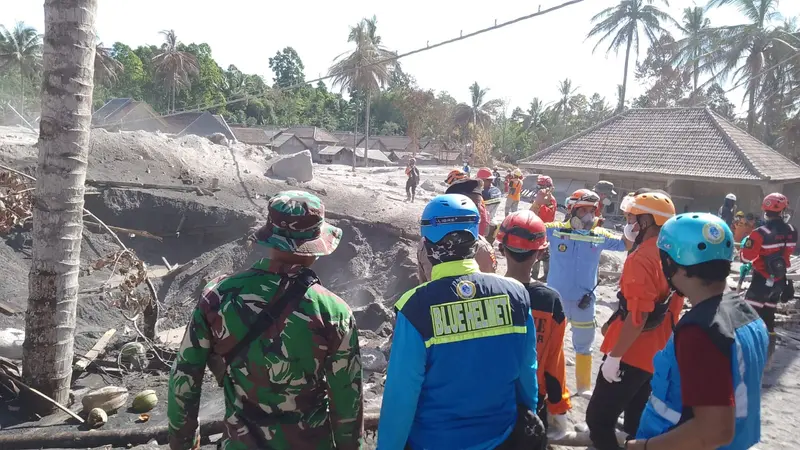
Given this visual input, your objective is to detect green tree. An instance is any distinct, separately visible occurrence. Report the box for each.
[152,30,198,112]
[671,7,714,95]
[109,43,145,99]
[0,22,42,117]
[396,86,435,153]
[587,0,675,111]
[329,16,396,168]
[454,82,503,162]
[706,0,794,133]
[268,47,305,88]
[633,34,691,107]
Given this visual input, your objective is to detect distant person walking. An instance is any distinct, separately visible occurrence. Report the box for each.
[405,158,420,202]
[505,169,523,216]
[463,161,471,176]
[718,193,737,228]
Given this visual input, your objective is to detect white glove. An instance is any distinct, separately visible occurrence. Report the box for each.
[601,355,622,383]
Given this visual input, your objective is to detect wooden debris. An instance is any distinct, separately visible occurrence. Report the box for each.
[83,221,162,241]
[156,326,185,349]
[73,329,116,373]
[0,300,20,316]
[0,419,224,449]
[0,372,83,424]
[85,179,221,193]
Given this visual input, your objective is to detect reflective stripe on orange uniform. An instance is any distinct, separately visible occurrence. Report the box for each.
[526,283,571,415]
[600,237,685,373]
[507,179,522,202]
[740,221,797,279]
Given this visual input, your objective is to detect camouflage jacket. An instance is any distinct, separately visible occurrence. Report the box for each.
[167,258,364,450]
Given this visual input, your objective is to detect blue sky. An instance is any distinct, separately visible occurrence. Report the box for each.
[3,0,799,113]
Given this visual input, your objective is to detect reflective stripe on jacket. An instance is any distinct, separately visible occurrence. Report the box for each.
[636,293,768,449]
[378,259,538,450]
[545,221,626,303]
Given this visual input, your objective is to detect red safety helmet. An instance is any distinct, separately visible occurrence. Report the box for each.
[762,193,788,212]
[567,189,600,212]
[537,175,554,188]
[497,210,549,252]
[476,167,495,180]
[445,169,468,185]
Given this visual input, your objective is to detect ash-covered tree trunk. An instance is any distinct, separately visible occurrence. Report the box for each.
[22,0,97,414]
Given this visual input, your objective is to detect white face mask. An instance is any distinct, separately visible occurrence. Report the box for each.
[623,222,639,241]
[602,197,612,206]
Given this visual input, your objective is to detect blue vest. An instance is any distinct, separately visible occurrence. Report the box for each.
[395,259,535,450]
[637,293,768,449]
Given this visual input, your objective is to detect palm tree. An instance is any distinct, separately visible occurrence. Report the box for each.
[554,79,579,124]
[454,82,503,160]
[0,22,42,118]
[94,41,123,87]
[329,16,396,168]
[587,0,675,111]
[23,0,97,415]
[706,0,795,133]
[671,7,714,95]
[152,30,199,113]
[523,98,550,138]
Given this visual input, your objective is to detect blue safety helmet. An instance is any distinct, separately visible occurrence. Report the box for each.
[657,213,734,266]
[420,194,480,243]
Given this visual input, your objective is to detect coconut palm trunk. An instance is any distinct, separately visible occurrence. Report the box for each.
[19,68,24,118]
[619,32,634,111]
[22,0,97,414]
[364,94,371,168]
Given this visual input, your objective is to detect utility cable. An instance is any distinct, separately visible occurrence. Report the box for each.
[99,0,586,129]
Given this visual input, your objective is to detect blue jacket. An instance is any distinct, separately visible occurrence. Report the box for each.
[377,259,538,450]
[637,293,768,449]
[545,220,626,302]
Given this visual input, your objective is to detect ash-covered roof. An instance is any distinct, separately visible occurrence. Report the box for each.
[520,107,800,182]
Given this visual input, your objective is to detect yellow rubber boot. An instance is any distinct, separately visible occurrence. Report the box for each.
[576,354,593,399]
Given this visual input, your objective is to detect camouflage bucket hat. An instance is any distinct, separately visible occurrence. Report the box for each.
[254,190,342,256]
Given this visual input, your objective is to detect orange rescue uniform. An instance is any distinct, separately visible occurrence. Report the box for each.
[601,237,684,373]
[507,179,522,202]
[526,282,571,415]
[733,220,755,245]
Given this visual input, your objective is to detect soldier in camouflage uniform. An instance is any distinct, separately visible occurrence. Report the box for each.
[168,190,364,450]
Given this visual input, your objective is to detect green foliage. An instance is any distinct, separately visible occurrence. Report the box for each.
[268,47,305,87]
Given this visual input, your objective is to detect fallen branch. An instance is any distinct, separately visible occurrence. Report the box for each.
[83,221,163,241]
[0,372,83,424]
[0,419,224,449]
[86,179,220,194]
[73,329,116,374]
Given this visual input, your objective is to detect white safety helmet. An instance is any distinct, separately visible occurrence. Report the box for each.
[725,193,737,201]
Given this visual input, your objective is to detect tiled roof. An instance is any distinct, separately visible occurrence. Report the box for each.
[355,147,392,163]
[333,131,364,147]
[519,107,800,182]
[436,151,463,162]
[375,135,412,151]
[282,126,338,143]
[391,151,433,160]
[319,145,346,156]
[231,127,271,145]
[163,112,204,135]
[271,133,298,148]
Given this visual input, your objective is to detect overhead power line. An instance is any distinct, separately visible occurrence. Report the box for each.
[101,0,586,129]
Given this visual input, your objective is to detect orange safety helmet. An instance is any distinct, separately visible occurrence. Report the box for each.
[446,169,469,185]
[567,189,600,212]
[762,193,788,213]
[497,210,549,252]
[629,192,675,226]
[476,167,495,180]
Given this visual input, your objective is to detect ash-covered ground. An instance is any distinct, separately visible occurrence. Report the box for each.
[0,125,798,449]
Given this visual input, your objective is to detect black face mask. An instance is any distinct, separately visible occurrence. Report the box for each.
[659,250,685,297]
